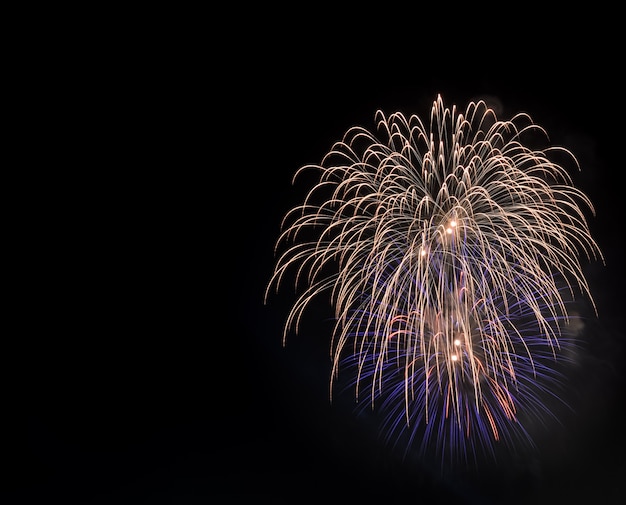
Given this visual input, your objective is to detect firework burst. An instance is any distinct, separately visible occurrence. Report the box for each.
[265,95,603,465]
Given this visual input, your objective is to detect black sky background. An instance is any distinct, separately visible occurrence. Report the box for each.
[6,8,625,505]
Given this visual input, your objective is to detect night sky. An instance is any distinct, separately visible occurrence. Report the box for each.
[7,9,625,505]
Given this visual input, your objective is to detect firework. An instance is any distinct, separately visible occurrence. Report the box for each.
[265,95,603,464]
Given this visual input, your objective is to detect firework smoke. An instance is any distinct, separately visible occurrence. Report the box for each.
[265,95,603,465]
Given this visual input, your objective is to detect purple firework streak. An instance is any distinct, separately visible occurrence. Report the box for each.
[265,95,603,465]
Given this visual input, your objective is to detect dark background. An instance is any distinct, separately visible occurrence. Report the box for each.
[7,8,625,504]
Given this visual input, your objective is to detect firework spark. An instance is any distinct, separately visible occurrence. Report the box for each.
[265,95,603,464]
